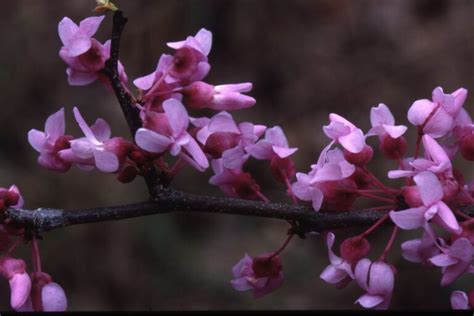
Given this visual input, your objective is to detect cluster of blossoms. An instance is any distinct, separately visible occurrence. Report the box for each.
[9,5,473,311]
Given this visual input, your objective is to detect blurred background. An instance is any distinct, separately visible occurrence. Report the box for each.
[0,0,473,310]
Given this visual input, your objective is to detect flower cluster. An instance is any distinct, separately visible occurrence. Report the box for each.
[19,8,474,311]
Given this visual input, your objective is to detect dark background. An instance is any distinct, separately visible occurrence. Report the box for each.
[0,0,473,310]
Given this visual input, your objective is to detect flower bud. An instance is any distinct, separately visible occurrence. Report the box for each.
[204,132,238,159]
[340,237,371,263]
[233,173,260,200]
[117,166,138,183]
[343,145,373,167]
[252,254,282,278]
[182,81,215,109]
[270,157,296,183]
[460,133,474,161]
[104,137,132,164]
[318,179,358,210]
[379,134,407,160]
[402,185,423,207]
[349,167,372,190]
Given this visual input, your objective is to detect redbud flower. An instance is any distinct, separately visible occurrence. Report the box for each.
[166,28,212,83]
[323,113,366,153]
[320,233,354,288]
[60,107,129,173]
[17,272,67,312]
[400,231,442,265]
[429,237,473,286]
[367,103,407,139]
[231,253,283,299]
[246,126,298,161]
[451,290,474,310]
[354,259,394,310]
[135,99,209,171]
[390,171,461,234]
[407,87,467,138]
[182,81,256,110]
[0,257,31,310]
[58,16,127,86]
[28,108,72,172]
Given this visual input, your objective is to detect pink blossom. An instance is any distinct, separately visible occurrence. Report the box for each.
[354,259,394,310]
[390,171,461,234]
[17,272,67,312]
[182,81,256,110]
[28,108,72,172]
[323,113,366,153]
[0,257,31,310]
[429,237,473,286]
[0,185,24,209]
[194,111,265,169]
[292,148,355,211]
[246,126,298,160]
[388,135,452,179]
[135,99,209,171]
[407,87,467,138]
[58,16,127,86]
[367,103,407,139]
[59,107,130,173]
[231,253,283,299]
[320,232,354,288]
[166,28,212,83]
[400,231,442,265]
[451,291,471,310]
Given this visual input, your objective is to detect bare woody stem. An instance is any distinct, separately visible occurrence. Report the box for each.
[5,188,474,233]
[100,10,165,196]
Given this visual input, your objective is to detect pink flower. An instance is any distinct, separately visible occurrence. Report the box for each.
[367,103,407,139]
[182,81,256,110]
[59,107,130,173]
[0,257,31,310]
[407,87,467,138]
[28,108,72,172]
[209,159,262,200]
[354,259,394,310]
[58,16,127,86]
[292,148,355,211]
[194,111,265,168]
[388,135,452,179]
[166,28,212,83]
[390,171,461,234]
[231,253,283,299]
[451,291,473,310]
[17,272,67,312]
[0,185,24,209]
[400,231,442,265]
[135,99,209,171]
[323,113,366,153]
[429,238,473,286]
[320,233,354,288]
[246,126,298,161]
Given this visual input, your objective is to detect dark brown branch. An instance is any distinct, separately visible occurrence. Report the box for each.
[101,10,163,196]
[6,189,474,233]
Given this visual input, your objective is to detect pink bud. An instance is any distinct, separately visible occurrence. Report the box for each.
[233,173,260,200]
[343,145,373,167]
[104,137,132,164]
[402,185,423,207]
[42,283,67,312]
[252,254,282,278]
[182,81,215,109]
[340,237,371,263]
[9,273,31,309]
[319,179,358,210]
[270,157,296,183]
[350,167,372,190]
[379,134,407,160]
[460,133,474,161]
[204,132,238,159]
[117,166,138,184]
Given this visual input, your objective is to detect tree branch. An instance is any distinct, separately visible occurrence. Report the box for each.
[6,189,474,233]
[101,10,163,196]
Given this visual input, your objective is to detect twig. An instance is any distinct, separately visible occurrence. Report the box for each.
[101,10,163,196]
[6,189,474,233]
